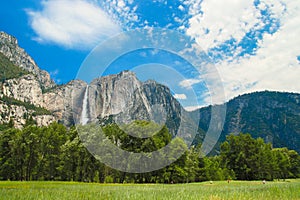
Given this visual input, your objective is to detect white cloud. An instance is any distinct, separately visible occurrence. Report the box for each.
[173,93,187,100]
[179,78,201,89]
[26,0,121,49]
[184,0,300,103]
[186,0,262,51]
[184,105,205,112]
[215,0,300,101]
[100,0,139,29]
[178,5,185,11]
[217,1,300,100]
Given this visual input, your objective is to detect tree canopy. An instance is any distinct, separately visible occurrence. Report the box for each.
[0,123,299,183]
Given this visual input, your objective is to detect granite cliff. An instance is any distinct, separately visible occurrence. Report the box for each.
[0,31,299,153]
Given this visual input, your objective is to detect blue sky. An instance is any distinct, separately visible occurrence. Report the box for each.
[0,0,299,110]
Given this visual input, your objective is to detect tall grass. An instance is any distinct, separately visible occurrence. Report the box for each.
[0,180,299,200]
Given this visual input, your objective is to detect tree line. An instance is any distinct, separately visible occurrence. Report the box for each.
[0,122,299,183]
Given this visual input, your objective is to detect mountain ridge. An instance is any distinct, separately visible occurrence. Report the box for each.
[0,31,299,153]
[193,91,300,153]
[0,31,55,89]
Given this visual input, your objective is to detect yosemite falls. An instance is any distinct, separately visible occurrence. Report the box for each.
[80,85,89,125]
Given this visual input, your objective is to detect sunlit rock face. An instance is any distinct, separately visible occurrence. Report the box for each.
[82,71,183,135]
[0,31,55,89]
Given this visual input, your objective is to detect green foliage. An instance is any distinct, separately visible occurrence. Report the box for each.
[0,119,14,131]
[101,121,172,153]
[0,52,29,82]
[220,133,300,181]
[0,124,299,183]
[0,95,51,116]
[198,156,227,181]
[41,84,65,94]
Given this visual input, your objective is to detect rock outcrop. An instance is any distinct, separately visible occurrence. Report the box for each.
[0,32,185,131]
[0,102,56,128]
[43,80,87,126]
[2,74,44,107]
[0,31,56,128]
[81,70,186,136]
[0,31,55,89]
[1,31,300,154]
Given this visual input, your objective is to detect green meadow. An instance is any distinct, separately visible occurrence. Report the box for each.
[0,179,299,200]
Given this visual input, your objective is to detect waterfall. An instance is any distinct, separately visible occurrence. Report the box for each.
[80,85,89,125]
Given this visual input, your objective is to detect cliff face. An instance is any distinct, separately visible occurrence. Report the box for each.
[80,71,183,135]
[1,31,300,154]
[0,32,55,89]
[0,32,91,127]
[0,100,56,129]
[43,80,87,126]
[0,72,86,128]
[88,71,144,120]
[0,32,57,128]
[2,74,44,107]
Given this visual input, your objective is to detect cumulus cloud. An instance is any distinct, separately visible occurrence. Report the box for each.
[186,0,262,51]
[179,78,202,89]
[185,0,300,102]
[26,0,121,49]
[173,93,187,100]
[217,1,300,100]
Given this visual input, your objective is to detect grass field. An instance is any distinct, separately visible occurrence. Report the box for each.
[0,179,299,200]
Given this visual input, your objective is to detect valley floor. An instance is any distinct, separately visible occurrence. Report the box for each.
[0,179,299,200]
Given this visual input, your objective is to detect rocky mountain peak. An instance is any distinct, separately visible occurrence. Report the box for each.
[0,32,18,46]
[90,70,137,85]
[75,70,184,136]
[117,70,135,78]
[0,32,55,89]
[1,32,300,154]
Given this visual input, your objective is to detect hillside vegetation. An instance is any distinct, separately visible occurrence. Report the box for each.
[0,52,28,82]
[193,91,300,153]
[0,122,299,183]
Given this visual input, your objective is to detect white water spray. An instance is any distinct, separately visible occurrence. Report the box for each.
[81,85,89,125]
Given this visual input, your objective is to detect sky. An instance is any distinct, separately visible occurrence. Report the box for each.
[0,0,299,110]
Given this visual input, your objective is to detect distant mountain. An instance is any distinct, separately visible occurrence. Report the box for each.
[74,70,191,136]
[193,91,300,153]
[0,31,299,153]
[0,32,187,132]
